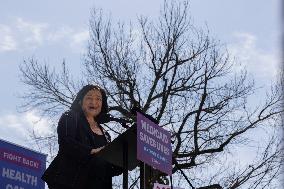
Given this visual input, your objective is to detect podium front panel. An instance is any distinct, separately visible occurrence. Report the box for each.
[97,125,138,171]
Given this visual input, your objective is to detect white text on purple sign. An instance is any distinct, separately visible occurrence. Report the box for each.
[1,150,40,170]
[2,167,38,186]
[143,146,167,163]
[139,120,170,156]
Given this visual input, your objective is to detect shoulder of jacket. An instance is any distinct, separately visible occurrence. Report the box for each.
[58,110,79,131]
[62,110,77,117]
[59,110,79,123]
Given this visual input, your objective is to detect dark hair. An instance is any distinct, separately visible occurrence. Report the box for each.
[70,84,108,122]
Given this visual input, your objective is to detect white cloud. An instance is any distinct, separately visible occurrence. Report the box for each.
[0,17,89,53]
[228,32,279,82]
[47,26,74,42]
[0,25,17,52]
[16,17,49,49]
[72,30,89,44]
[0,111,53,148]
[47,27,89,52]
[23,111,53,136]
[70,30,89,53]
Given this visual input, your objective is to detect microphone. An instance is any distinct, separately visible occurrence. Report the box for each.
[99,114,131,129]
[131,106,159,124]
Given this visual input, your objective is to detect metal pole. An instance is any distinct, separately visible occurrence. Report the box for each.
[123,141,128,189]
[140,161,145,189]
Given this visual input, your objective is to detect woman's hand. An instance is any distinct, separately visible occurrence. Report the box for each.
[90,146,105,155]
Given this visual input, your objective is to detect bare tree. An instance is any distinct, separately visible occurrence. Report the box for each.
[19,0,283,188]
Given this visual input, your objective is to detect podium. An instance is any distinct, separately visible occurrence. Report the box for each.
[97,110,172,189]
[97,124,141,189]
[97,125,138,170]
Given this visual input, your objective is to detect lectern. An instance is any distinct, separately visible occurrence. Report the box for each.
[97,124,139,189]
[97,110,172,189]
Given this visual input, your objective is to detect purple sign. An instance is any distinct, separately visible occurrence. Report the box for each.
[0,139,46,189]
[137,112,172,175]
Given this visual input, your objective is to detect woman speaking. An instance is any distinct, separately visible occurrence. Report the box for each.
[42,84,122,189]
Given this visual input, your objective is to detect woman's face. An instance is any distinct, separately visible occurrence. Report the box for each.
[81,89,102,118]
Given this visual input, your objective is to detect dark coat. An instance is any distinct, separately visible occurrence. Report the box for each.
[41,110,121,189]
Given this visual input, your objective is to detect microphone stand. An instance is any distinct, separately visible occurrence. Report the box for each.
[108,117,131,129]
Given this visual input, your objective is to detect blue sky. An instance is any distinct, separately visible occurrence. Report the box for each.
[0,0,281,167]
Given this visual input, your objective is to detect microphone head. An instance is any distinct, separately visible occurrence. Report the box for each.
[131,106,142,115]
[97,113,112,124]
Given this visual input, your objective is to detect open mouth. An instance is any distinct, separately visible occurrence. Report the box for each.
[88,106,97,111]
